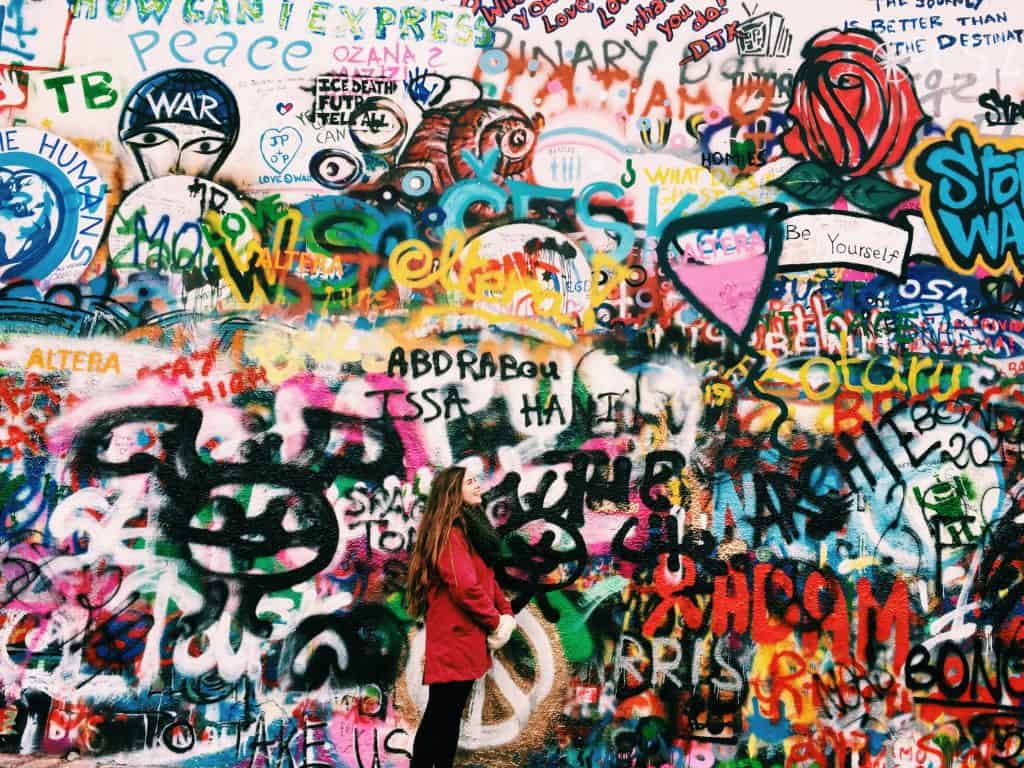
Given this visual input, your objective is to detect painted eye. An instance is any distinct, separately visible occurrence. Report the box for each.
[129,132,169,148]
[193,139,223,155]
[501,125,533,157]
[508,128,528,148]
[183,137,226,155]
[309,148,363,190]
[325,161,346,177]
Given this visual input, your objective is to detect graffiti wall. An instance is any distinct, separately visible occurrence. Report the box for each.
[0,0,1023,765]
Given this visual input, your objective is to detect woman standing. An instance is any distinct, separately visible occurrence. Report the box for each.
[405,466,516,768]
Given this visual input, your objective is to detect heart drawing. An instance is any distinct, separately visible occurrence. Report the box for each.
[259,127,303,175]
[276,102,293,115]
[656,203,785,348]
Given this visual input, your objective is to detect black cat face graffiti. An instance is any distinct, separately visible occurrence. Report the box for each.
[67,404,405,638]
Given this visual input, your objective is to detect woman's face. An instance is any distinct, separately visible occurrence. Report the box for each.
[462,473,482,505]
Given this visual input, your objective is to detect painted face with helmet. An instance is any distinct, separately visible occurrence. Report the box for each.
[119,68,239,181]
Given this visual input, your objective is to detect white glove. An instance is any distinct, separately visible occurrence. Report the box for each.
[487,614,516,650]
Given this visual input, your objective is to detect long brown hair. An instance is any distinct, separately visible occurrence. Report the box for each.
[405,466,466,617]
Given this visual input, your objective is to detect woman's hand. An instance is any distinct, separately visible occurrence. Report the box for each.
[487,614,516,650]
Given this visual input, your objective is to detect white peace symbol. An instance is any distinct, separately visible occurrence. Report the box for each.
[404,610,556,750]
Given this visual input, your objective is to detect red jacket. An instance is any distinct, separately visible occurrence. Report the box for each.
[423,524,513,684]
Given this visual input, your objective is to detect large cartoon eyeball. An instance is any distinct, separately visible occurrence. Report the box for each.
[496,120,536,161]
[348,97,407,154]
[309,149,363,190]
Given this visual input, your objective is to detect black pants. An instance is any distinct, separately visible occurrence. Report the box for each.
[411,679,475,768]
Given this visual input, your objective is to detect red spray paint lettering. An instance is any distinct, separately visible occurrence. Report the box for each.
[658,0,725,41]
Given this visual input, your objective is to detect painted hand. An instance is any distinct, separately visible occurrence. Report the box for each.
[0,69,25,108]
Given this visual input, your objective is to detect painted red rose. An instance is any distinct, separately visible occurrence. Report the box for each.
[782,29,927,177]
